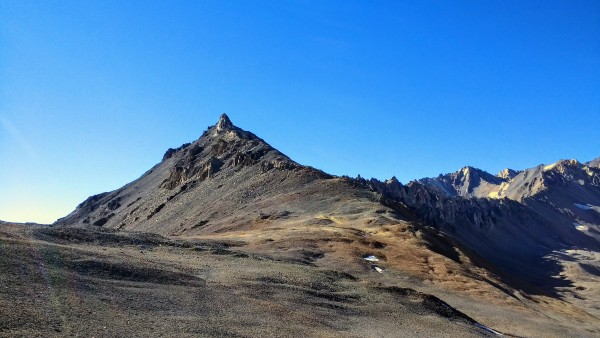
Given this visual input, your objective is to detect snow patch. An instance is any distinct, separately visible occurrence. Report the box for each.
[374,266,384,273]
[573,222,588,231]
[574,203,593,211]
[476,323,503,336]
[363,255,379,262]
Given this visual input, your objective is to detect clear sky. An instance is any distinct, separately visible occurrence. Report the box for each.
[1,1,599,223]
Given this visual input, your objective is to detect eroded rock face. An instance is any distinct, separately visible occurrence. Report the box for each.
[497,168,519,180]
[418,166,506,198]
[215,113,233,131]
[161,156,222,190]
[159,119,298,190]
[162,142,191,161]
[365,158,600,287]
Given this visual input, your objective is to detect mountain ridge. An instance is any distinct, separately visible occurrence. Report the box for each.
[56,115,600,270]
[45,114,600,336]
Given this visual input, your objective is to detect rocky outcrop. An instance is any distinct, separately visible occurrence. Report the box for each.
[162,142,191,161]
[418,166,506,198]
[587,156,600,168]
[159,116,302,191]
[497,168,519,180]
[215,113,234,131]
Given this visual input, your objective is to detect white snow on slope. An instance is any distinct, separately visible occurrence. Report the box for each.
[574,203,593,210]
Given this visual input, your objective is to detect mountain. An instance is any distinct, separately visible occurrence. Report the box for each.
[56,114,399,238]
[411,158,600,326]
[59,115,597,288]
[418,166,506,198]
[5,114,598,337]
[418,159,600,244]
[587,156,600,168]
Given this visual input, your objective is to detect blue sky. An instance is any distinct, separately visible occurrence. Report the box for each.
[1,0,599,223]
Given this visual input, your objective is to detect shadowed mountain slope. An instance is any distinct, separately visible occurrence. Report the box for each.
[418,159,600,246]
[408,158,600,315]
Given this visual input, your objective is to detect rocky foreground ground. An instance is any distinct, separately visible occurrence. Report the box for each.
[1,223,599,337]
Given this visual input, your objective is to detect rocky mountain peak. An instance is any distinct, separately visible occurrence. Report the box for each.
[455,166,501,183]
[543,159,581,174]
[586,156,600,168]
[216,113,234,131]
[158,115,296,190]
[417,165,506,198]
[497,168,519,180]
[558,159,581,167]
[386,176,400,185]
[452,166,474,183]
[456,166,489,179]
[459,166,473,175]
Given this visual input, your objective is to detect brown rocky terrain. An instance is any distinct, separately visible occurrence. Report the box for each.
[1,115,599,337]
[1,223,504,337]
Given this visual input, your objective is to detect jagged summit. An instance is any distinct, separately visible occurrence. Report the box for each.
[497,168,519,180]
[216,113,234,131]
[418,165,504,197]
[542,159,581,173]
[587,156,600,168]
[385,176,400,185]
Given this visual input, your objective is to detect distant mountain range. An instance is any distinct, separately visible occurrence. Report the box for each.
[363,155,600,294]
[43,114,600,335]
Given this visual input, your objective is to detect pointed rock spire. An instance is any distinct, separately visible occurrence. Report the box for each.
[216,113,234,131]
[497,168,518,180]
[386,176,400,185]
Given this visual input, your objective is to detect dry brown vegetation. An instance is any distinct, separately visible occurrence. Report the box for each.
[2,220,599,337]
